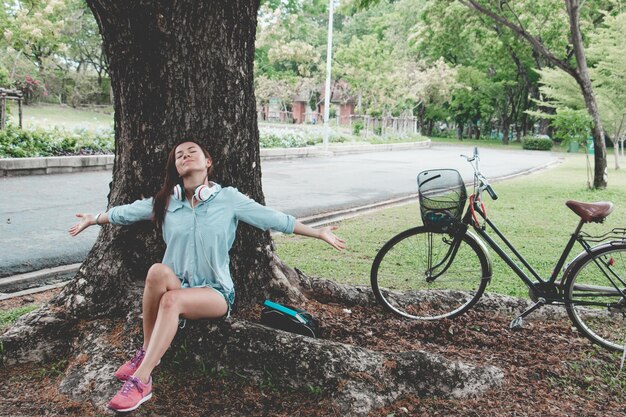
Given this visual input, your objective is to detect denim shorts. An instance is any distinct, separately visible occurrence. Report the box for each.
[208,285,235,318]
[177,277,235,319]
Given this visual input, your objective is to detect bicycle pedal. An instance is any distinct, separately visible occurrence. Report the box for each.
[509,316,524,329]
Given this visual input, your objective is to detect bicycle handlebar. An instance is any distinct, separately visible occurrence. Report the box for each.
[461,148,498,201]
[486,184,498,200]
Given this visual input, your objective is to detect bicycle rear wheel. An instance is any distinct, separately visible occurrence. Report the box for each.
[565,242,626,352]
[371,227,490,320]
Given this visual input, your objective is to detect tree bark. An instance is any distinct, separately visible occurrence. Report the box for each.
[62,0,291,319]
[3,0,306,393]
[501,122,509,145]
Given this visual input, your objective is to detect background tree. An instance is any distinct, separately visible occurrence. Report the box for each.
[413,1,544,141]
[587,11,626,169]
[255,1,327,112]
[528,11,626,170]
[1,0,68,71]
[457,0,611,188]
[388,59,458,133]
[63,0,109,85]
[1,0,111,105]
[334,34,393,113]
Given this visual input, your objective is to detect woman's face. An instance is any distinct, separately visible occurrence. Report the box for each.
[174,142,211,177]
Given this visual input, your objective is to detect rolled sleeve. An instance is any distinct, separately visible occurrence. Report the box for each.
[231,189,295,234]
[108,198,154,225]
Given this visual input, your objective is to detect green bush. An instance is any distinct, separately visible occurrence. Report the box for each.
[0,126,114,158]
[259,133,307,148]
[352,121,364,136]
[522,136,553,151]
[374,126,382,136]
[551,108,592,147]
[65,73,111,107]
[258,128,349,148]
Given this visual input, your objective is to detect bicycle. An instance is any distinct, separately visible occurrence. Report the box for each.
[370,147,626,352]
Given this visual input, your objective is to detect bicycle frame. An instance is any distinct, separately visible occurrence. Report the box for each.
[463,201,581,303]
[456,147,625,305]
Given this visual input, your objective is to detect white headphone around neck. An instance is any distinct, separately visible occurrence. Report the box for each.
[172,183,217,202]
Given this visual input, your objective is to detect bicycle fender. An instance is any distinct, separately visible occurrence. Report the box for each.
[465,230,493,282]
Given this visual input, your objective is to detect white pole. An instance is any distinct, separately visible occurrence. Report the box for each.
[323,0,334,151]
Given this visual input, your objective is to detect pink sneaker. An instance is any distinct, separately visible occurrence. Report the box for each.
[108,376,153,412]
[114,348,145,381]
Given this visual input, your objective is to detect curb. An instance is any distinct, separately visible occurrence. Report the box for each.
[0,281,69,301]
[0,264,79,293]
[0,140,431,177]
[0,155,115,176]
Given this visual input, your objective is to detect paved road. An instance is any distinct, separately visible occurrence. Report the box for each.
[0,145,558,277]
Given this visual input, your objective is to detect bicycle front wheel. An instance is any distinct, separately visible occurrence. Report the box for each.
[371,227,491,320]
[565,242,626,352]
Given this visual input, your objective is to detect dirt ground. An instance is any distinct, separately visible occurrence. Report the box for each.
[1,290,626,417]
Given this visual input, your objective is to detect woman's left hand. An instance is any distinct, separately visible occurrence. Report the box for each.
[319,226,346,251]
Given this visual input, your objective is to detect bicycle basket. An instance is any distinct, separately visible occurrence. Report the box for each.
[417,169,467,228]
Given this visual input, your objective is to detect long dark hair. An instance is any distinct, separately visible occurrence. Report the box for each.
[153,140,215,229]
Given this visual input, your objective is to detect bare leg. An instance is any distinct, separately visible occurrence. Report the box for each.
[133,287,228,383]
[142,263,182,350]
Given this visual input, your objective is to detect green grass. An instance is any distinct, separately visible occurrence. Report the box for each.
[274,154,626,298]
[19,103,113,131]
[0,305,39,331]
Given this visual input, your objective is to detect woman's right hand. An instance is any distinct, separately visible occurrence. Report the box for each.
[69,213,96,237]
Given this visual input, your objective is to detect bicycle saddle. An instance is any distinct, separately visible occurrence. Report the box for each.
[565,200,614,223]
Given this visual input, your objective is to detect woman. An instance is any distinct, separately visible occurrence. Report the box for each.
[69,140,345,412]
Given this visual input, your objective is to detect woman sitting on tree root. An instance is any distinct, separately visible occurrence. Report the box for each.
[69,140,346,413]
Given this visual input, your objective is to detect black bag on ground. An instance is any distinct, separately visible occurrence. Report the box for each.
[260,300,320,338]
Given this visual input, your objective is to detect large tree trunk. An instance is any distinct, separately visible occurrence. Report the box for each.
[3,0,301,382]
[68,0,292,319]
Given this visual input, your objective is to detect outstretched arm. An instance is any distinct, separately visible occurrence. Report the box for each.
[69,212,110,236]
[229,188,346,250]
[69,197,154,237]
[293,221,346,251]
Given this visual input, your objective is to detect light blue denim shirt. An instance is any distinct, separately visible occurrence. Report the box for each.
[107,184,295,295]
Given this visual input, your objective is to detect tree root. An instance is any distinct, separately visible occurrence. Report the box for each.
[49,316,502,415]
[198,319,503,414]
[0,305,77,366]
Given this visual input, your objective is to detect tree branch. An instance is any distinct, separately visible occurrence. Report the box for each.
[458,0,578,79]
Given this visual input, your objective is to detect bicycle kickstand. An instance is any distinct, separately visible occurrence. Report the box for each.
[509,298,546,330]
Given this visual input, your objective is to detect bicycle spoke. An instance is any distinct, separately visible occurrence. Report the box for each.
[566,243,626,352]
[371,227,488,320]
